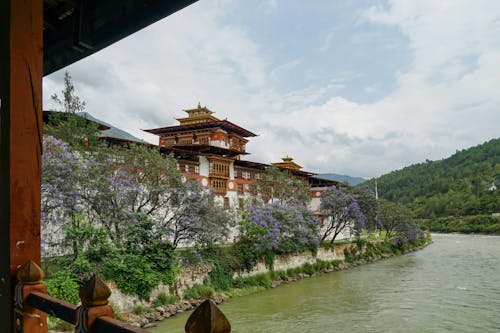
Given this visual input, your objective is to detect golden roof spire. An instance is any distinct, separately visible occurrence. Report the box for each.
[272,156,302,170]
[178,103,220,125]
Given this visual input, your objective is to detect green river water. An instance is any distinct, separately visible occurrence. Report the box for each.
[150,234,500,332]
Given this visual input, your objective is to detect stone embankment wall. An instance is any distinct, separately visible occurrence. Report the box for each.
[242,242,358,276]
[108,243,360,313]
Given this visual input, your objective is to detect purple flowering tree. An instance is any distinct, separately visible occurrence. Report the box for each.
[240,201,319,255]
[319,186,366,244]
[350,186,381,232]
[166,182,233,249]
[42,136,92,257]
[42,136,233,258]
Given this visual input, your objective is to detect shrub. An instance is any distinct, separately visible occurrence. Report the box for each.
[254,273,272,288]
[101,254,161,300]
[263,251,275,271]
[232,273,272,289]
[286,268,297,278]
[184,284,214,299]
[230,238,260,272]
[313,259,328,271]
[206,266,233,291]
[133,304,147,314]
[302,262,315,275]
[45,269,80,304]
[152,292,177,306]
[277,270,288,280]
[330,260,342,267]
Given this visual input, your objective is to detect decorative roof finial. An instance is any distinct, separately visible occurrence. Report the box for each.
[198,102,201,109]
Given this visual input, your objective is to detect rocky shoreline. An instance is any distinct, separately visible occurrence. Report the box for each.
[122,241,431,329]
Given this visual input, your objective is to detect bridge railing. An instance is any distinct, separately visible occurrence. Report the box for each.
[14,260,231,333]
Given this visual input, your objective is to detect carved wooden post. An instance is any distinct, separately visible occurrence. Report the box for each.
[74,275,114,333]
[14,261,47,333]
[185,299,231,333]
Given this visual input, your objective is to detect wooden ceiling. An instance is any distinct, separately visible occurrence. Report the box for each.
[43,0,197,75]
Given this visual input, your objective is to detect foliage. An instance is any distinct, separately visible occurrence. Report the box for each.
[133,304,147,315]
[41,73,241,301]
[252,166,311,205]
[378,199,421,242]
[206,266,233,292]
[183,284,215,299]
[319,186,366,243]
[101,254,161,300]
[152,292,177,306]
[240,201,320,256]
[350,186,381,231]
[45,72,100,149]
[42,133,233,298]
[362,138,500,219]
[229,237,261,272]
[419,215,500,234]
[45,269,80,304]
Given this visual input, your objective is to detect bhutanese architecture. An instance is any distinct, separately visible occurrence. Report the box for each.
[144,104,337,210]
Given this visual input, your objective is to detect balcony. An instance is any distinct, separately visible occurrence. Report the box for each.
[209,170,230,178]
[229,143,246,153]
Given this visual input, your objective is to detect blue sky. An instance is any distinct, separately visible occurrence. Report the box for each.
[43,0,500,178]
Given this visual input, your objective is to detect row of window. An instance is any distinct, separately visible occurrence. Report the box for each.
[162,136,211,146]
[234,169,261,180]
[210,162,230,176]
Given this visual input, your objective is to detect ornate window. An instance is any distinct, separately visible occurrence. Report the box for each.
[199,136,210,144]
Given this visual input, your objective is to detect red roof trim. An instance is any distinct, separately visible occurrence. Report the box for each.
[143,120,257,137]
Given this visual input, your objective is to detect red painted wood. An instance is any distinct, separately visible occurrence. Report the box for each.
[9,0,43,275]
[0,0,43,331]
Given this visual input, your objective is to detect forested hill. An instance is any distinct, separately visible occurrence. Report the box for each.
[363,138,499,218]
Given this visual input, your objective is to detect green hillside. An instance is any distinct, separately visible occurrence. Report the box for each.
[363,138,499,219]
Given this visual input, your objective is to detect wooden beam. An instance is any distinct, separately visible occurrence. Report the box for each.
[0,0,43,330]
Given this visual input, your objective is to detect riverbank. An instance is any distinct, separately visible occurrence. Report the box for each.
[121,235,432,329]
[150,233,500,333]
[418,215,500,234]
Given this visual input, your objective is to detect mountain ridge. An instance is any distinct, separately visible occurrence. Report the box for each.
[318,173,366,186]
[361,138,499,218]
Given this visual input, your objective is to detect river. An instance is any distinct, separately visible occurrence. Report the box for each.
[149,234,500,332]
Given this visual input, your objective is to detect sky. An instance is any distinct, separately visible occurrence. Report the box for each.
[43,0,500,178]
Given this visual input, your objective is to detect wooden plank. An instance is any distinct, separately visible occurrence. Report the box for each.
[94,317,149,333]
[28,292,77,324]
[0,0,43,331]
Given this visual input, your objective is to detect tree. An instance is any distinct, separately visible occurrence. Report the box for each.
[240,201,319,256]
[45,71,100,149]
[350,186,380,232]
[42,135,98,257]
[252,166,311,205]
[378,199,417,241]
[319,186,366,244]
[84,144,233,250]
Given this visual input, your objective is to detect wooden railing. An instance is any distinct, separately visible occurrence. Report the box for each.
[14,261,231,333]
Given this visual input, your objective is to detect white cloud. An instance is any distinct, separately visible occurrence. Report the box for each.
[43,0,500,178]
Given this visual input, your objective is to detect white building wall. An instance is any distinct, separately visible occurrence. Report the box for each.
[229,161,235,180]
[210,129,229,148]
[198,156,209,177]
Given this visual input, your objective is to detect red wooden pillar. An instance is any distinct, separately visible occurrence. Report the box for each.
[0,0,44,331]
